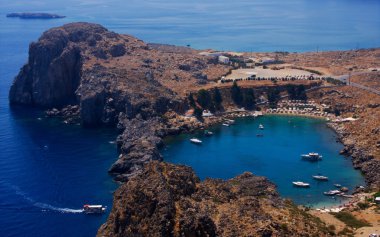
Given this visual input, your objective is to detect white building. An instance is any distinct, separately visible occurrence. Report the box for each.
[218,55,230,64]
[199,51,224,57]
[202,110,214,117]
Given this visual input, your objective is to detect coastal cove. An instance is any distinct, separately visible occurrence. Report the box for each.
[1,0,379,236]
[162,115,366,208]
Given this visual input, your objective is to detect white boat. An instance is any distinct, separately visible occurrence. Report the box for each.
[226,119,235,124]
[204,130,213,136]
[292,181,310,188]
[259,124,264,130]
[222,123,230,127]
[323,190,341,196]
[341,194,354,198]
[334,184,342,188]
[312,175,329,181]
[301,152,322,161]
[83,205,106,214]
[190,138,202,144]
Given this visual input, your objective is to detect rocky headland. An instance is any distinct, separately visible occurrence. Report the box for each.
[9,22,231,180]
[9,22,380,235]
[98,161,329,237]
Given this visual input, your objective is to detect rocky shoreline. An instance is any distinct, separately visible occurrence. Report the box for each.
[327,122,380,188]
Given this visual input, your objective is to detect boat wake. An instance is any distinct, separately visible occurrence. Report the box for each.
[1,182,83,214]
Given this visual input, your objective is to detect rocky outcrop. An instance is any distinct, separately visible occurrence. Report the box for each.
[98,162,329,237]
[9,22,229,177]
[309,85,380,188]
[329,123,380,188]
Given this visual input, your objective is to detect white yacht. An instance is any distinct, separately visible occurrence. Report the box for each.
[323,190,341,196]
[190,138,202,144]
[259,124,264,130]
[83,205,106,214]
[292,181,310,188]
[312,175,329,181]
[301,152,322,161]
[222,123,230,127]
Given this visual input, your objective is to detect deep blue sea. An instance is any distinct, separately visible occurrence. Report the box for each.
[162,116,365,208]
[0,0,378,236]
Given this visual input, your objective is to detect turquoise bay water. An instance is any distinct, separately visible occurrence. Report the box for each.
[0,0,377,236]
[162,116,365,207]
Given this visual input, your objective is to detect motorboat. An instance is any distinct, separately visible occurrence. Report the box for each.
[204,130,213,136]
[312,175,328,181]
[222,123,230,127]
[259,124,264,130]
[334,184,342,188]
[83,205,106,214]
[301,152,322,161]
[340,194,354,198]
[323,190,341,196]
[190,138,202,144]
[226,119,235,124]
[292,181,310,188]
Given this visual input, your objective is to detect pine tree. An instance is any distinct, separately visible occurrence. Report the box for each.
[231,81,242,105]
[188,93,195,107]
[243,88,256,109]
[197,89,212,109]
[213,87,222,110]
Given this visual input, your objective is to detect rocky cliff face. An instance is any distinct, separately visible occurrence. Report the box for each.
[308,86,380,188]
[98,162,329,237]
[9,22,230,177]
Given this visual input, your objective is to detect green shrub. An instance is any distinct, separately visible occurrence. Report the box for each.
[357,202,370,210]
[327,224,336,235]
[338,227,354,236]
[332,212,371,229]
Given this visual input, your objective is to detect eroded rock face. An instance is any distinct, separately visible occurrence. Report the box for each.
[9,22,229,172]
[98,162,329,237]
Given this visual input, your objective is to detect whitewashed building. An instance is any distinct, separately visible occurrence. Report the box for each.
[218,55,230,64]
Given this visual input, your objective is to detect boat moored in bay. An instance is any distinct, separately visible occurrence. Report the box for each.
[190,138,202,144]
[292,181,310,188]
[312,175,328,181]
[323,190,341,196]
[301,152,322,161]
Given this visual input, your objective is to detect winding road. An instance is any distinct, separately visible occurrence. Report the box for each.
[333,71,380,96]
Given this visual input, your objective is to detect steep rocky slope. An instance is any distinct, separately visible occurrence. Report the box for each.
[98,162,329,237]
[308,83,380,188]
[9,22,230,177]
